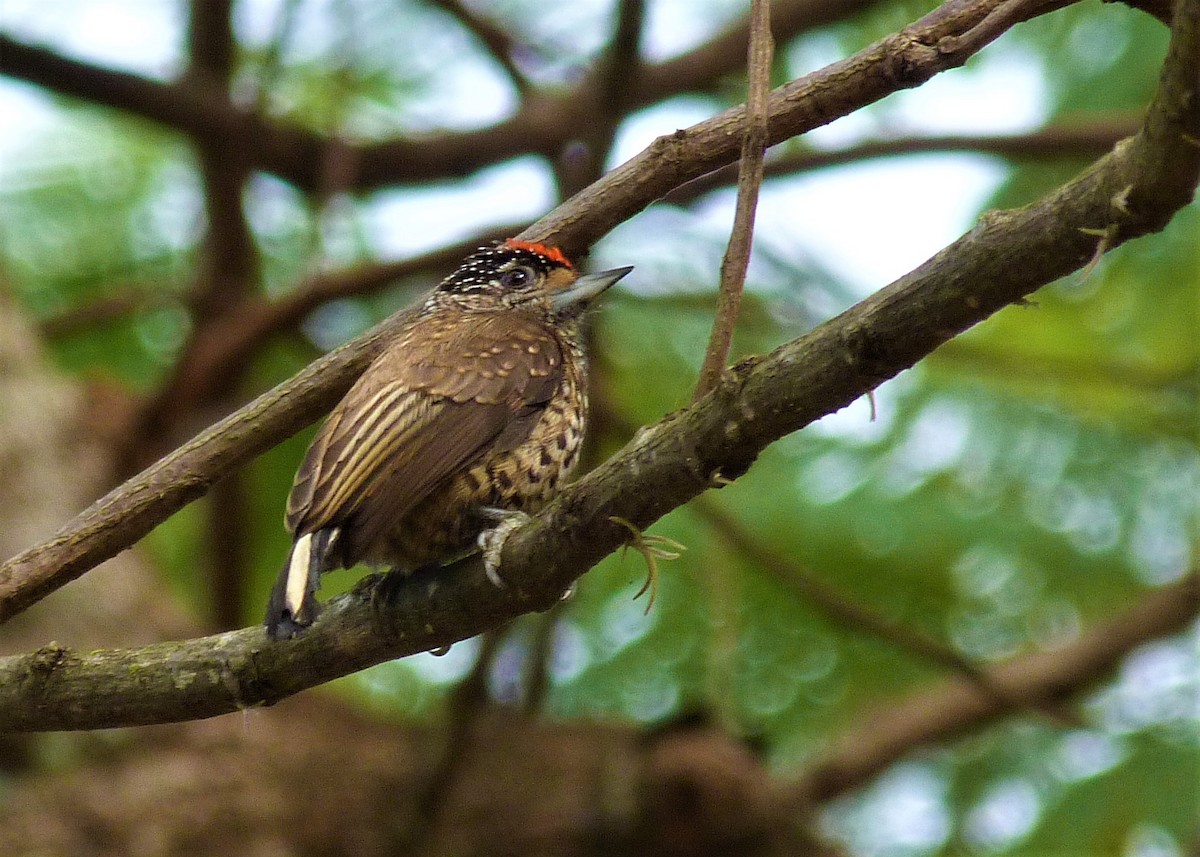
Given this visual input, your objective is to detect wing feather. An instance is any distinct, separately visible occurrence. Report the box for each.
[340,399,512,561]
[315,387,431,524]
[285,312,565,554]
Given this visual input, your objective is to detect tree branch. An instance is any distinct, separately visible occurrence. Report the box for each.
[207,474,250,631]
[1115,0,1176,24]
[181,1,261,619]
[603,0,646,104]
[36,285,174,338]
[186,0,258,325]
[426,0,532,95]
[0,0,1196,730]
[694,0,773,400]
[553,0,646,197]
[399,629,502,856]
[934,0,1049,56]
[522,607,562,713]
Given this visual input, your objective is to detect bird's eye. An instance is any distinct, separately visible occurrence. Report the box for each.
[499,266,534,288]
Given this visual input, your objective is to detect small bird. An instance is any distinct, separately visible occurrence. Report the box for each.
[265,239,632,640]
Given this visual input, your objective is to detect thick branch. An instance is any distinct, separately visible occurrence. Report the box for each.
[398,628,504,855]
[553,0,646,196]
[1116,0,1176,24]
[604,0,646,105]
[207,474,250,631]
[187,0,235,79]
[186,0,259,324]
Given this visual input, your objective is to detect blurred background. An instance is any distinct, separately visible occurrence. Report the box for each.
[0,0,1196,855]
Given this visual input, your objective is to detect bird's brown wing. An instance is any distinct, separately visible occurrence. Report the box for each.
[285,312,564,551]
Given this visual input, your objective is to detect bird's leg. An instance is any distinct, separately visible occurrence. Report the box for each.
[477,507,533,588]
[608,516,685,614]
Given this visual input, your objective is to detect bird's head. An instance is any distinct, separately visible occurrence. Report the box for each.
[430,239,632,319]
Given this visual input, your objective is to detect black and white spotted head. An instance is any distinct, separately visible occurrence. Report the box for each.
[427,239,632,318]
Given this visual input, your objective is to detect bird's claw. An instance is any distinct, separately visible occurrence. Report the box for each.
[478,509,533,588]
[608,516,685,614]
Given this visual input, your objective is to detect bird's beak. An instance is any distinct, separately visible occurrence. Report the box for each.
[552,266,633,310]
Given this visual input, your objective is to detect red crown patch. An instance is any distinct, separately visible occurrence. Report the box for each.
[503,239,573,268]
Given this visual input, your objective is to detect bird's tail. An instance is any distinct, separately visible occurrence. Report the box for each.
[265,527,339,640]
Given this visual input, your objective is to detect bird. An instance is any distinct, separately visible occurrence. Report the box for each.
[265,239,632,640]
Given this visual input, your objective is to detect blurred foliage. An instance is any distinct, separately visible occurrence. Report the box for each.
[0,0,1197,855]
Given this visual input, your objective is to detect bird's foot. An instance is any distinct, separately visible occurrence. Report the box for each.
[608,516,685,614]
[477,508,533,588]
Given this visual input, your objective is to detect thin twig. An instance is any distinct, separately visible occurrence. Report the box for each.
[694,0,773,400]
[427,0,532,95]
[936,0,1050,56]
